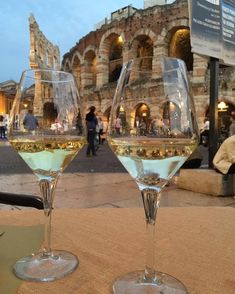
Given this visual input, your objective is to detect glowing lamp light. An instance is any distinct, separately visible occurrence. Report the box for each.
[118,35,123,43]
[218,101,228,112]
[169,102,175,111]
[119,105,124,112]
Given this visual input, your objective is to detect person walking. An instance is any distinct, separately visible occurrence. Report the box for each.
[98,117,104,144]
[86,106,98,157]
[23,109,38,134]
[0,115,6,139]
[139,119,147,136]
[115,116,121,134]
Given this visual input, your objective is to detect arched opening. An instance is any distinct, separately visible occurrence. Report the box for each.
[109,34,123,82]
[84,50,96,87]
[135,103,150,134]
[136,35,153,62]
[43,102,58,127]
[103,106,111,131]
[116,105,127,129]
[131,35,153,81]
[53,56,58,70]
[163,101,181,130]
[72,55,81,88]
[38,43,43,61]
[64,61,70,72]
[169,28,193,71]
[45,50,49,66]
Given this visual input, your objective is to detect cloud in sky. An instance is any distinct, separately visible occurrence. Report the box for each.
[0,0,143,82]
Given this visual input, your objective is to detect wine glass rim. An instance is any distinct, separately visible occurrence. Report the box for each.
[22,68,74,82]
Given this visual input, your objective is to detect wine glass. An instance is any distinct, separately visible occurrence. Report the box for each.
[8,69,86,282]
[107,57,199,294]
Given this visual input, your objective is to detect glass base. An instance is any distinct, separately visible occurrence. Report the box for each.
[13,250,79,282]
[113,270,188,294]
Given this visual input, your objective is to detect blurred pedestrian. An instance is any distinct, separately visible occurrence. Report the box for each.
[76,112,83,135]
[23,109,38,134]
[86,106,98,157]
[139,119,147,136]
[98,117,104,144]
[115,116,121,134]
[199,117,209,146]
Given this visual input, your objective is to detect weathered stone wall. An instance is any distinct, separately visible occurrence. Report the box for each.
[28,15,61,117]
[29,14,60,70]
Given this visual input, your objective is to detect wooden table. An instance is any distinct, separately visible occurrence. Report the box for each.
[0,207,235,293]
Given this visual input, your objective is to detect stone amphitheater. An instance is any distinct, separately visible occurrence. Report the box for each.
[30,0,235,132]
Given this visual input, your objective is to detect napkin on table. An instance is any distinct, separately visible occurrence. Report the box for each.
[0,224,44,294]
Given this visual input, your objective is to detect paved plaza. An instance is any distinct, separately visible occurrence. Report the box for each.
[0,140,234,210]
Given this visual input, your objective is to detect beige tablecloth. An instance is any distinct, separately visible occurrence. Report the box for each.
[0,207,234,293]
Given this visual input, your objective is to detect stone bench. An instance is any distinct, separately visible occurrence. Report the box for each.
[177,169,235,196]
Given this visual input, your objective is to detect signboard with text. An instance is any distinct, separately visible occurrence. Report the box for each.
[189,0,235,66]
[222,0,235,65]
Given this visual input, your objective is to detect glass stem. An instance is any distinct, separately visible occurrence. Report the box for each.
[141,188,161,281]
[39,178,57,255]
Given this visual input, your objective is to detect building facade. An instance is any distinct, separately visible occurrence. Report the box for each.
[0,80,17,115]
[61,0,235,134]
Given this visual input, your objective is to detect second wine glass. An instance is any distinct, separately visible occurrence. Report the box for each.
[8,69,86,282]
[108,57,199,294]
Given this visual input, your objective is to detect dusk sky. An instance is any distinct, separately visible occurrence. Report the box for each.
[0,0,143,83]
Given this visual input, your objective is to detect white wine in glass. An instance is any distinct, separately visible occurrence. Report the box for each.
[8,69,86,282]
[108,57,199,294]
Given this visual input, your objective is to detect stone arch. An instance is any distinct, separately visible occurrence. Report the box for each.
[97,28,126,86]
[132,102,151,131]
[43,101,57,127]
[129,29,157,80]
[168,28,193,71]
[99,28,126,50]
[71,52,82,88]
[134,102,150,119]
[83,45,98,58]
[161,18,189,43]
[130,28,158,48]
[162,100,181,129]
[38,42,43,61]
[83,49,97,87]
[130,29,157,59]
[160,18,192,70]
[71,51,83,65]
[63,59,71,72]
